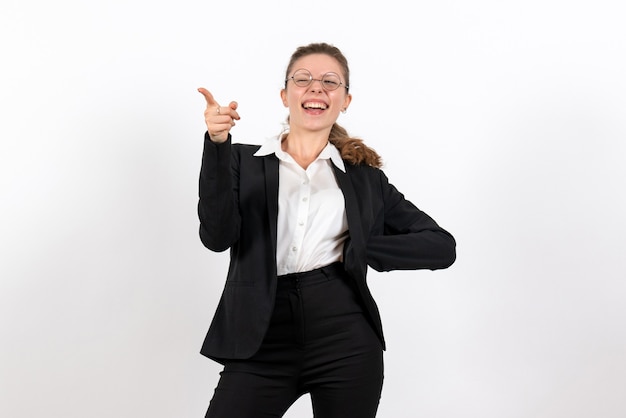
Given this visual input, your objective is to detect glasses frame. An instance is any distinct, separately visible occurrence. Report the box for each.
[285,69,349,91]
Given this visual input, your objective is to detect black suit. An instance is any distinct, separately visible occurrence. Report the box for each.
[198,133,456,362]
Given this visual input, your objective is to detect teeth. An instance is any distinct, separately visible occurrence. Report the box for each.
[303,102,327,110]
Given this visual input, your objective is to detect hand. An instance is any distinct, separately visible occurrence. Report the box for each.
[197,88,240,143]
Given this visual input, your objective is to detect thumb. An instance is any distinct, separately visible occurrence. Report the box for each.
[197,87,219,107]
[228,101,240,120]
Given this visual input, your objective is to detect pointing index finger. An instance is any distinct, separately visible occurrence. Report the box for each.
[197,87,219,108]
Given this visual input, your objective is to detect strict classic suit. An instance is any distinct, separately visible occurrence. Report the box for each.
[198,133,456,362]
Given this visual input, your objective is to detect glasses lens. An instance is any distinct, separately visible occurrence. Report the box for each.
[321,73,342,90]
[292,70,312,87]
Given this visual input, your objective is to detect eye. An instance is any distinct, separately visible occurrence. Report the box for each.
[322,73,342,90]
[292,70,312,86]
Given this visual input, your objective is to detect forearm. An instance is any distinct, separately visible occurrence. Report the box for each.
[198,133,240,252]
[367,228,456,272]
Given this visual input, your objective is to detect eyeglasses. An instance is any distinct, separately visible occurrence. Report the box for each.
[285,69,348,91]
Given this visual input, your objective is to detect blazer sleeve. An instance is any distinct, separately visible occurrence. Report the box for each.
[366,170,456,272]
[198,133,241,252]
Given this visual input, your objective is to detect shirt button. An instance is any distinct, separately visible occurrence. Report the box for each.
[302,197,308,202]
[292,246,298,252]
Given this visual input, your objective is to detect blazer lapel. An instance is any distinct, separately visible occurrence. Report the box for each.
[264,156,280,257]
[333,165,366,277]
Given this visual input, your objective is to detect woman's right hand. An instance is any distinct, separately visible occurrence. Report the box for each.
[197,88,240,143]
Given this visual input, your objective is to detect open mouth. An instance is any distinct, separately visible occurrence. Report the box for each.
[302,101,328,111]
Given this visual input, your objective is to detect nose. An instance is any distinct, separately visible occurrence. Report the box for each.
[309,78,324,92]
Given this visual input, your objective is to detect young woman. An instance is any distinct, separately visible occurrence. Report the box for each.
[197,42,456,418]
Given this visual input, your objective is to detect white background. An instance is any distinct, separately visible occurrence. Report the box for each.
[1,0,625,417]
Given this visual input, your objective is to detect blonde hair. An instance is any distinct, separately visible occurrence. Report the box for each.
[284,43,383,168]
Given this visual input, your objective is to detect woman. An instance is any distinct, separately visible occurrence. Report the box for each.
[197,42,455,418]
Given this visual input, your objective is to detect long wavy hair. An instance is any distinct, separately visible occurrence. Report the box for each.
[283,43,383,168]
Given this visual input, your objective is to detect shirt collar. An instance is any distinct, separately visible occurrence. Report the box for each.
[254,136,346,172]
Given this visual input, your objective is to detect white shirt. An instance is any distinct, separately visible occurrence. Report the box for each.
[254,136,348,275]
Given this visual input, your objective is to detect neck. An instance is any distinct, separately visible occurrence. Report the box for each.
[281,129,330,170]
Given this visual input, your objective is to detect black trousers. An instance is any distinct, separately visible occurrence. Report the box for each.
[205,262,384,418]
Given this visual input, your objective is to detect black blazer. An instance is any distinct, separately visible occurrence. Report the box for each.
[198,133,456,362]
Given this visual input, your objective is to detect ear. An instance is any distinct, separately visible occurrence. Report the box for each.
[342,93,352,112]
[280,89,288,107]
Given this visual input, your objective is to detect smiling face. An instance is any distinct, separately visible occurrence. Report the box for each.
[280,53,352,136]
